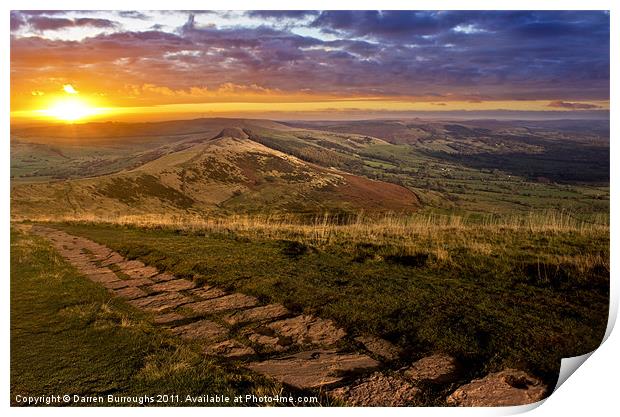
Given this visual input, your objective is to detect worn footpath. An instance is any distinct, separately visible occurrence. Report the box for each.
[24,224,547,407]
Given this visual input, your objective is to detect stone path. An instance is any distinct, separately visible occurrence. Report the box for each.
[25,224,548,407]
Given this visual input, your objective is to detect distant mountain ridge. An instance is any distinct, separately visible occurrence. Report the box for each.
[11,118,293,141]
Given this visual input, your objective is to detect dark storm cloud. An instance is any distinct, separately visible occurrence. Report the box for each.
[309,11,609,42]
[311,11,449,38]
[10,10,610,102]
[307,11,608,100]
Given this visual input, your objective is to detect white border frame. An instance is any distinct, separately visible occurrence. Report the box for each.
[2,2,617,417]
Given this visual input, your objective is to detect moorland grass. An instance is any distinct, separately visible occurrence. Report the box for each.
[50,213,609,390]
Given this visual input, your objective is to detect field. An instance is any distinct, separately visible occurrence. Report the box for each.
[22,211,608,387]
[10,118,610,406]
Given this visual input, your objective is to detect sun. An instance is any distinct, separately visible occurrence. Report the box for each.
[41,97,103,122]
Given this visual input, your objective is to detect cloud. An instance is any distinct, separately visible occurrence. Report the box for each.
[17,15,120,32]
[548,101,601,110]
[117,11,150,19]
[9,10,610,110]
[74,18,120,29]
[310,11,450,40]
[27,16,76,31]
[245,10,319,20]
[10,11,26,31]
[63,84,78,94]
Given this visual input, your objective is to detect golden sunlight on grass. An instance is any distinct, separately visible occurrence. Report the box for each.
[17,210,609,251]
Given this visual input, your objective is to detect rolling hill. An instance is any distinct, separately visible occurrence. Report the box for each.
[11,123,419,218]
[10,117,609,219]
[10,118,297,182]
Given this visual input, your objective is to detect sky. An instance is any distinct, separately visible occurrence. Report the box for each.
[9,10,610,122]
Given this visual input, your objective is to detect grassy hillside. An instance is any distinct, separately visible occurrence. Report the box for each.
[283,119,609,215]
[11,128,419,218]
[51,214,609,390]
[10,118,295,183]
[11,118,609,219]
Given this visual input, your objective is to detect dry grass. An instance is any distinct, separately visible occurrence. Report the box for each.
[16,210,609,250]
[137,349,192,382]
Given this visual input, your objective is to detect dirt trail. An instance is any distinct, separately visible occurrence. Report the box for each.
[24,224,547,406]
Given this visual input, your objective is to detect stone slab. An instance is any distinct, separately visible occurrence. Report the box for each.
[355,335,401,361]
[116,260,146,271]
[267,315,346,347]
[149,279,195,292]
[247,350,379,389]
[185,293,258,314]
[119,278,154,287]
[223,304,289,325]
[114,286,149,300]
[248,332,287,352]
[446,369,547,407]
[188,286,227,300]
[170,320,228,341]
[77,264,109,275]
[100,253,126,266]
[129,292,192,312]
[104,280,131,290]
[87,249,113,261]
[204,339,255,358]
[154,312,186,325]
[150,273,177,283]
[329,372,421,406]
[86,271,121,284]
[124,266,160,280]
[405,353,460,384]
